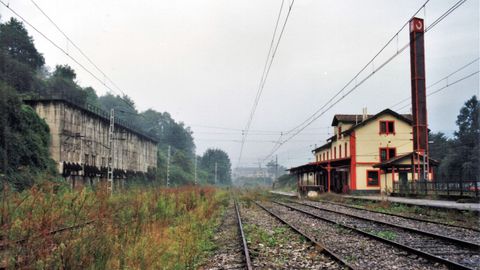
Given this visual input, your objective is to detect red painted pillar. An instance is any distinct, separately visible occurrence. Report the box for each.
[349,131,356,190]
[327,162,331,192]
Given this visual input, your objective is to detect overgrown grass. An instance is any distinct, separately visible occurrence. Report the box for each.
[0,183,228,269]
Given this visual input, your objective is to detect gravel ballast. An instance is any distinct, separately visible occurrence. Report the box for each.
[262,201,448,270]
[240,201,344,269]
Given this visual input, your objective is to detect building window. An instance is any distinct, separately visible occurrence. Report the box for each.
[379,147,396,162]
[323,153,325,161]
[367,170,380,186]
[334,147,337,159]
[379,120,395,135]
[338,126,342,138]
[84,154,89,165]
[339,145,342,158]
[344,142,348,157]
[327,151,329,160]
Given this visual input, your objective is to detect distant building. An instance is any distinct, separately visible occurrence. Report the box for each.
[289,109,437,195]
[233,167,272,180]
[25,97,158,188]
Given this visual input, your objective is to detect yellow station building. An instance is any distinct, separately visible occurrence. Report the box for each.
[289,108,436,195]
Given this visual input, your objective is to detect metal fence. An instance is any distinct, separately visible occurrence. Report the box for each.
[393,180,479,198]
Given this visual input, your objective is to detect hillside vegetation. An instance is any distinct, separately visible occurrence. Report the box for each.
[0,18,232,190]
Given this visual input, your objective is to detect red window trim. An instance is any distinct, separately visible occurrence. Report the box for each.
[379,147,396,162]
[344,142,348,157]
[334,147,337,159]
[339,145,342,158]
[366,170,380,187]
[379,120,396,135]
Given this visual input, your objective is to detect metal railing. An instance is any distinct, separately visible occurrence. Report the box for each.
[393,180,479,198]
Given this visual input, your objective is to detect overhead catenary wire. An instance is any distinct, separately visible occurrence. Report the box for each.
[390,57,479,109]
[29,0,127,97]
[262,0,468,163]
[397,70,479,112]
[237,0,295,167]
[1,0,139,114]
[283,0,431,136]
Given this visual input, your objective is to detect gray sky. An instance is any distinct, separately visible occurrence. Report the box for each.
[1,0,478,168]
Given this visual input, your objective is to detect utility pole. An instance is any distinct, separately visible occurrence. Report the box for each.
[194,155,197,185]
[166,145,171,187]
[107,108,115,195]
[214,162,217,185]
[275,155,278,188]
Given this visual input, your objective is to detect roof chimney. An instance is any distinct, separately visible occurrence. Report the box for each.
[362,107,368,121]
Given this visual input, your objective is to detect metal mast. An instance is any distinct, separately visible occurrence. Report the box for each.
[107,108,115,194]
[167,145,171,187]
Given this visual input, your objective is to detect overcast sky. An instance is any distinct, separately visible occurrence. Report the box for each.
[1,0,478,169]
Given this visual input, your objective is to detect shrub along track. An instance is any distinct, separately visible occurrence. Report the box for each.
[258,200,448,270]
[239,200,349,269]
[275,200,480,270]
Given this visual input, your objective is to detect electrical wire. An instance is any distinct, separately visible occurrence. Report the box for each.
[390,57,479,109]
[237,0,295,167]
[1,0,141,114]
[262,0,468,163]
[397,70,479,112]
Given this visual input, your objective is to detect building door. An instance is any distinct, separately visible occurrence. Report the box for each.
[399,171,408,194]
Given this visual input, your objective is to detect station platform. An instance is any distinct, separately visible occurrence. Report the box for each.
[346,195,480,212]
[270,190,297,197]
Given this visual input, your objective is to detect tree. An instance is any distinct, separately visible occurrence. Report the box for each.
[0,18,45,69]
[0,82,55,190]
[0,18,45,93]
[200,149,232,185]
[453,96,479,181]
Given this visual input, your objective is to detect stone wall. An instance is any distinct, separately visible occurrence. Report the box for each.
[25,99,157,181]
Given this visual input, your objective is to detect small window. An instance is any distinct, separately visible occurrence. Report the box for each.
[334,147,337,159]
[379,121,395,135]
[344,142,348,157]
[380,148,388,162]
[388,148,396,159]
[339,145,342,158]
[367,170,380,186]
[380,121,387,133]
[380,147,396,162]
[84,154,89,165]
[338,126,342,138]
[388,121,395,134]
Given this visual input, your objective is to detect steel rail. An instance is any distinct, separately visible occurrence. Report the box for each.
[274,200,475,270]
[254,201,357,270]
[289,200,480,249]
[316,199,480,232]
[234,200,253,270]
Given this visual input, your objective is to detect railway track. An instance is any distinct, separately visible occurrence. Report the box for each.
[203,199,251,270]
[295,200,480,244]
[254,202,357,269]
[234,200,253,270]
[259,200,446,270]
[275,200,480,270]
[314,199,480,232]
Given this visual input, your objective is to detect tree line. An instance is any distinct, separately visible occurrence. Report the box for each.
[0,17,231,190]
[429,96,479,182]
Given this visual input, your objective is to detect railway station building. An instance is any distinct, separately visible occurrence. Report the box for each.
[289,108,437,195]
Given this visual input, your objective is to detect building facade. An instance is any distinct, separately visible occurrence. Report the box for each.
[25,98,158,187]
[290,109,436,194]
